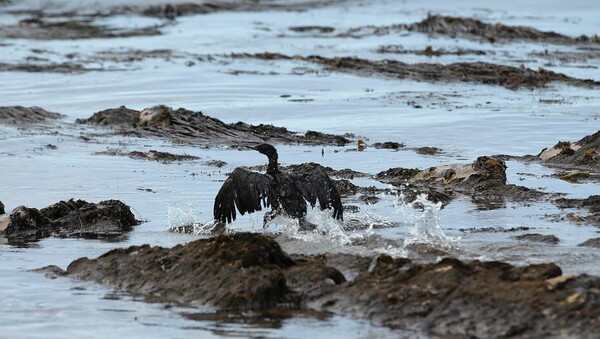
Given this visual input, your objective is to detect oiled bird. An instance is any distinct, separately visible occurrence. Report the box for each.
[213,143,343,230]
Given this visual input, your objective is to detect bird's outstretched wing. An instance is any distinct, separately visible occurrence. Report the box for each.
[213,168,273,224]
[288,164,343,220]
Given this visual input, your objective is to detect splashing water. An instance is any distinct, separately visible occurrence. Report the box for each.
[394,191,458,250]
[167,202,200,228]
[166,202,223,235]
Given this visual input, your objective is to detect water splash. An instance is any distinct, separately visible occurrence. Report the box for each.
[166,202,223,235]
[166,202,199,228]
[394,190,458,250]
[266,209,353,246]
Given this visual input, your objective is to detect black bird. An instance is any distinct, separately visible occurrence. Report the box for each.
[213,143,343,230]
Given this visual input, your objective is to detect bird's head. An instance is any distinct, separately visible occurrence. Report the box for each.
[253,143,278,158]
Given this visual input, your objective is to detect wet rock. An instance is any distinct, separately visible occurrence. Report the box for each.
[372,141,404,150]
[578,238,600,248]
[205,159,227,168]
[289,26,334,33]
[128,150,200,163]
[80,106,141,126]
[0,201,4,215]
[378,156,543,208]
[77,105,350,146]
[405,15,600,45]
[342,15,600,45]
[358,195,380,205]
[0,62,91,73]
[313,258,600,337]
[41,199,139,238]
[232,52,599,89]
[459,226,531,233]
[63,233,343,310]
[0,106,63,124]
[556,170,596,183]
[0,206,52,239]
[510,131,600,174]
[42,233,600,336]
[554,195,600,227]
[0,18,162,40]
[555,195,600,213]
[539,131,600,171]
[377,45,487,56]
[515,233,560,244]
[334,179,359,196]
[404,243,449,259]
[415,146,442,155]
[376,167,421,183]
[0,199,139,241]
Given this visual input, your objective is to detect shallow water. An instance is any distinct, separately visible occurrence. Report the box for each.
[1,0,600,337]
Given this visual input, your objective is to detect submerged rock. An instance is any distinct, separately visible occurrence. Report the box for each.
[42,233,600,337]
[515,233,560,244]
[77,105,349,146]
[0,199,139,241]
[128,150,200,163]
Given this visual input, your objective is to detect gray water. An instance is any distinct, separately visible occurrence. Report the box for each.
[1,0,600,337]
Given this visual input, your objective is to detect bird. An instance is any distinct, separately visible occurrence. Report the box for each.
[213,143,343,230]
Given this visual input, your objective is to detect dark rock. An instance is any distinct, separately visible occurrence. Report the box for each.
[404,15,598,44]
[554,195,600,227]
[0,106,63,124]
[359,195,380,205]
[578,238,600,248]
[289,26,335,33]
[206,159,227,167]
[40,199,139,238]
[377,156,543,208]
[372,141,404,150]
[77,105,350,146]
[556,195,600,213]
[334,179,359,196]
[376,167,421,182]
[415,146,442,155]
[64,233,343,310]
[30,265,67,279]
[0,201,4,215]
[128,150,200,163]
[1,206,52,239]
[41,233,600,337]
[0,199,139,241]
[459,226,531,233]
[515,233,560,244]
[0,19,161,40]
[543,131,600,171]
[232,53,598,90]
[341,14,600,45]
[77,106,140,126]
